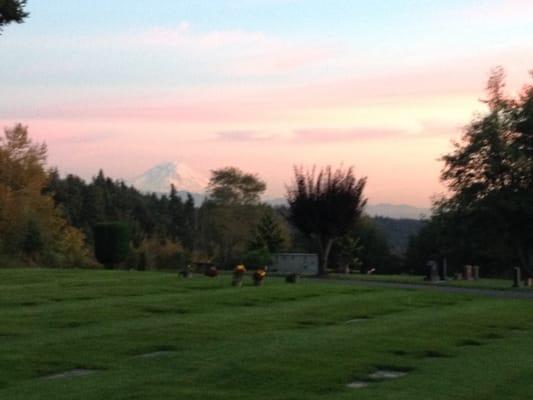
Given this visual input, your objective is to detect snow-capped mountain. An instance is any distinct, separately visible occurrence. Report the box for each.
[130,161,208,195]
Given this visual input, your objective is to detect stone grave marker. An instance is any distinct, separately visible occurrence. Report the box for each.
[430,261,440,282]
[426,260,439,282]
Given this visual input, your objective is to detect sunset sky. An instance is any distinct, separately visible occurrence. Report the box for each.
[1,0,532,206]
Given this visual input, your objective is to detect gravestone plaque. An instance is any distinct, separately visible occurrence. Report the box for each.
[429,261,440,282]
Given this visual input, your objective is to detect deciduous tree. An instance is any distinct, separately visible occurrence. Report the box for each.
[0,0,28,33]
[287,166,367,275]
[415,68,533,277]
[0,124,88,266]
[207,167,266,205]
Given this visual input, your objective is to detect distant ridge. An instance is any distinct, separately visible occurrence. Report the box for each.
[365,203,429,220]
[266,198,429,220]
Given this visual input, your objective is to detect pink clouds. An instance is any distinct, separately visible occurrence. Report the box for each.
[213,131,275,141]
[289,120,462,144]
[0,116,457,207]
[3,25,531,208]
[292,128,405,142]
[4,64,493,122]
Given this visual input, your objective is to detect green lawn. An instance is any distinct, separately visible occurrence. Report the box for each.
[1,268,533,400]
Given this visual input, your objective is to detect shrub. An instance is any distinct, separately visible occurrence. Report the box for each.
[93,222,130,268]
[130,239,190,270]
[243,247,272,269]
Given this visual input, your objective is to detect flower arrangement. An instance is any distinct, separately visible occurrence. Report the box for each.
[253,268,267,286]
[234,264,246,275]
[205,266,218,277]
[232,264,246,287]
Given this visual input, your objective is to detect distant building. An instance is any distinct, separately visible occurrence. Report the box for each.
[271,253,319,275]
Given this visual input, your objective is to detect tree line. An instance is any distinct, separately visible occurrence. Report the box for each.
[1,126,397,273]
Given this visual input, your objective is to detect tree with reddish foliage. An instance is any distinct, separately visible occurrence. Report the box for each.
[287,166,367,275]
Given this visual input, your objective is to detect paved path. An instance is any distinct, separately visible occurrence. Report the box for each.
[307,278,533,300]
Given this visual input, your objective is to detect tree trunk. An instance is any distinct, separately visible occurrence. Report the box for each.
[521,246,532,280]
[318,237,334,276]
[516,242,533,279]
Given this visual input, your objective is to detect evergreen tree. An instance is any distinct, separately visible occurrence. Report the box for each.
[168,184,184,241]
[250,208,285,253]
[181,193,196,251]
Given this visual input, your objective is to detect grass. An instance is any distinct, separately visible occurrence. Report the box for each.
[0,268,533,399]
[327,273,518,290]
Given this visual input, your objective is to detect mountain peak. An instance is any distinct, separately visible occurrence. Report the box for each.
[131,161,208,194]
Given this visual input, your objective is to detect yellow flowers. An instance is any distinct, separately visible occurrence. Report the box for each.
[234,265,246,274]
[253,268,267,286]
[254,269,266,279]
[233,264,267,287]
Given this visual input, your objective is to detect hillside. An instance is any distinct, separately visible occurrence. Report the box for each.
[372,216,426,255]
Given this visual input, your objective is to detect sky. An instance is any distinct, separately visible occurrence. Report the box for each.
[1,0,532,206]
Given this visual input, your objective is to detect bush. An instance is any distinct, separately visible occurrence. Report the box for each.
[243,247,272,269]
[131,239,190,270]
[93,222,130,268]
